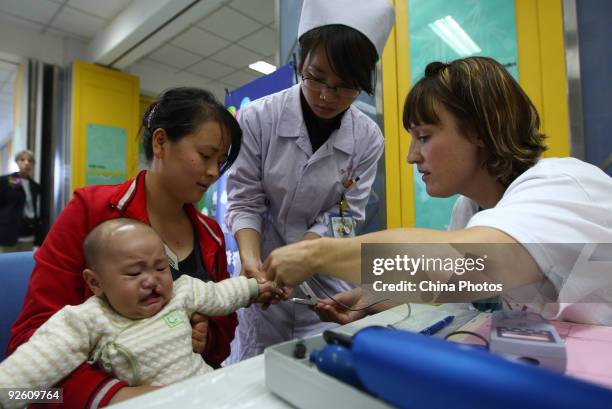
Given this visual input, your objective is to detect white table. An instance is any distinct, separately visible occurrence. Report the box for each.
[111,303,476,408]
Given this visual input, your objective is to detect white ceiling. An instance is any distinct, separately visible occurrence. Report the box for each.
[131,0,277,97]
[0,0,132,39]
[0,0,278,100]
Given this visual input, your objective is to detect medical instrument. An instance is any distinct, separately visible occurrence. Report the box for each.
[266,326,612,409]
[490,310,567,372]
[290,278,393,312]
[289,282,320,305]
[309,343,363,388]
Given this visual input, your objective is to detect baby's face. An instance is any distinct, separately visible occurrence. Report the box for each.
[96,227,173,319]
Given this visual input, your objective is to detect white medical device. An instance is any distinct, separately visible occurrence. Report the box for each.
[490,310,567,372]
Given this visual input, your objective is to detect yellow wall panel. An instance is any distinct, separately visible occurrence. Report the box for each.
[396,0,414,228]
[382,0,415,229]
[516,0,543,115]
[382,0,401,229]
[71,60,140,192]
[516,0,570,158]
[537,0,570,158]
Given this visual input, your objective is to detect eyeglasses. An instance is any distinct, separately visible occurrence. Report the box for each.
[301,74,360,98]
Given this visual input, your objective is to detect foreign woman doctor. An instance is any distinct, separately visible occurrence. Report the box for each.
[263,57,612,326]
[225,0,395,361]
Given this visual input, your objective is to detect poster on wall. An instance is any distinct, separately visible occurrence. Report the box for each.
[85,123,127,186]
[199,62,295,276]
[408,0,518,229]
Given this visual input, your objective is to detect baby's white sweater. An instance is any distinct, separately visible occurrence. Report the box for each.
[0,275,257,408]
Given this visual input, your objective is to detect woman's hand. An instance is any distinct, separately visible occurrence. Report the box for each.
[189,312,209,354]
[240,258,280,310]
[242,258,287,309]
[263,240,319,287]
[240,257,266,282]
[313,288,371,324]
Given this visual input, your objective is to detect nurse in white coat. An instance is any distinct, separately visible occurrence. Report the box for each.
[225,0,395,361]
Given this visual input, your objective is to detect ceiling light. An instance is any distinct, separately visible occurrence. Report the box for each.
[248,61,277,75]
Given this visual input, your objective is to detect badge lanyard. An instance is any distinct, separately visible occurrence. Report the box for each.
[331,175,360,238]
[332,149,359,238]
[338,192,351,236]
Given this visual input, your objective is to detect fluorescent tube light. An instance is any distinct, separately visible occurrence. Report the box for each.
[428,16,481,57]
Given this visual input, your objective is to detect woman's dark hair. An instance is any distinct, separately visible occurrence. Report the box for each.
[142,87,242,175]
[403,57,547,186]
[298,25,378,95]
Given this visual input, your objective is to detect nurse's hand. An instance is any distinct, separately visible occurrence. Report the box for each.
[241,257,266,282]
[263,240,317,287]
[242,258,288,309]
[313,288,370,324]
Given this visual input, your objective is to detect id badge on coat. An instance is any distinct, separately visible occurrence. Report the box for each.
[330,212,356,238]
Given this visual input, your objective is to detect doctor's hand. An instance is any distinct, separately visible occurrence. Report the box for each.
[313,288,370,324]
[263,240,318,288]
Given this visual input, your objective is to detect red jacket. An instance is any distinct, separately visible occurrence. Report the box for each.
[8,171,237,408]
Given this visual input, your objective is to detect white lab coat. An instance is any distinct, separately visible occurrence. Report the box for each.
[225,84,384,361]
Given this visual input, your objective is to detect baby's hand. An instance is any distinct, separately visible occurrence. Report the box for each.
[255,280,289,308]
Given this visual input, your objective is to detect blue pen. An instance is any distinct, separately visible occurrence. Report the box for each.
[419,315,454,336]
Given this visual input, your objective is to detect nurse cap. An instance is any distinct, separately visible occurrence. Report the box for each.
[297,0,395,57]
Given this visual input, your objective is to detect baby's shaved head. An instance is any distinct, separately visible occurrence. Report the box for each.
[83,219,156,271]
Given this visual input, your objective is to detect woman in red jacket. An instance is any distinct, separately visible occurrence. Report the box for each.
[8,87,243,407]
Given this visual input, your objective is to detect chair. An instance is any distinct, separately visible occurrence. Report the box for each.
[0,251,34,359]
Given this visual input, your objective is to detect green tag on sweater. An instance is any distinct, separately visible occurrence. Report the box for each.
[163,310,184,328]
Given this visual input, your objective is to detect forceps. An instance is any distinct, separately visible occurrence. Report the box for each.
[290,281,320,305]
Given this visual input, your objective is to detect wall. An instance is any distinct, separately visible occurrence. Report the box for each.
[576,0,612,175]
[0,19,88,189]
[279,0,303,64]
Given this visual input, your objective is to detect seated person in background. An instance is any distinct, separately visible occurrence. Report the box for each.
[264,56,612,326]
[0,218,281,407]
